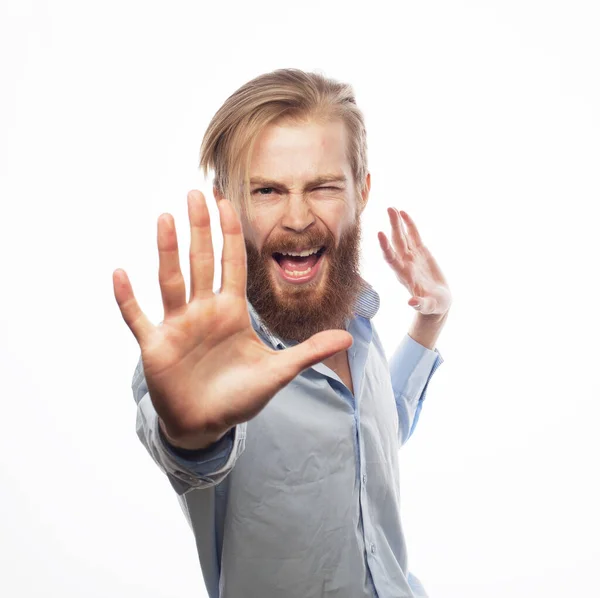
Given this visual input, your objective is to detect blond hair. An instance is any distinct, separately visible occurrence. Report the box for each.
[199,68,368,222]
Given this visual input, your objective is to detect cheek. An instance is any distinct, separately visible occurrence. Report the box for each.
[250,209,288,251]
[249,228,278,256]
[242,218,267,251]
[319,210,351,242]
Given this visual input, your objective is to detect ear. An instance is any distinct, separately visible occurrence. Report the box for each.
[357,172,371,216]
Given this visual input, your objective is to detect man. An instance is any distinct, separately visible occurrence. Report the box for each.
[113,68,452,598]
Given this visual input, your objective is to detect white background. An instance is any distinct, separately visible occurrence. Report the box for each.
[1,1,599,596]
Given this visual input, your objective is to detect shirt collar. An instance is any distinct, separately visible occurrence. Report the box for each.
[248,277,380,350]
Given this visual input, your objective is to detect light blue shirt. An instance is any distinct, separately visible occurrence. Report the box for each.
[132,280,444,598]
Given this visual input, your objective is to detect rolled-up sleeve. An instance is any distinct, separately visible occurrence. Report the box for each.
[389,334,444,446]
[132,354,246,495]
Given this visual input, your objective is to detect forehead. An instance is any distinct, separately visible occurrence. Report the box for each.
[248,119,351,181]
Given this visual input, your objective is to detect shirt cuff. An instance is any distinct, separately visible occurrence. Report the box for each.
[158,423,236,476]
[390,333,444,404]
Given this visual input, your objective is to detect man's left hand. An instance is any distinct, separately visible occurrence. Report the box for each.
[378,208,452,318]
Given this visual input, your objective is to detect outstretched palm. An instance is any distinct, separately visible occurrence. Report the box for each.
[113,191,352,448]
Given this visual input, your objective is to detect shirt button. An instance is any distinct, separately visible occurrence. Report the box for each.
[370,543,376,555]
[362,474,367,485]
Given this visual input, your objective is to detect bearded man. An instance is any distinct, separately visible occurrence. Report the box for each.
[114,68,452,598]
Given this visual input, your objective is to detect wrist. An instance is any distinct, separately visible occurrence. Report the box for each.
[408,310,449,350]
[158,417,230,450]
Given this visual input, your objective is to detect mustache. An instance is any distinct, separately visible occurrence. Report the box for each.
[259,228,336,256]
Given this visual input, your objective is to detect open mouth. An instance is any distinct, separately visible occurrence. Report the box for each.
[272,246,327,280]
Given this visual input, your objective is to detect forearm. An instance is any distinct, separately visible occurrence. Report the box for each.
[132,354,244,494]
[407,310,449,350]
[136,396,245,494]
[387,331,444,445]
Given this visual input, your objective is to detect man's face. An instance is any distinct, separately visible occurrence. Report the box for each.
[237,118,369,343]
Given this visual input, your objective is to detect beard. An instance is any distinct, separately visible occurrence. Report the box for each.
[245,217,363,344]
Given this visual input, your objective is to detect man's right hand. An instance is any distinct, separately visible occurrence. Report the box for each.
[113,190,353,450]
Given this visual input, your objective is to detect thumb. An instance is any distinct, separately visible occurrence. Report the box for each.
[409,296,437,315]
[277,329,354,379]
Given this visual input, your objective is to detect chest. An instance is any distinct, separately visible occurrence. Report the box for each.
[222,350,402,568]
[322,351,354,395]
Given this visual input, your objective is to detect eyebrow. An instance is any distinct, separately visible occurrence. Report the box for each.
[249,174,348,189]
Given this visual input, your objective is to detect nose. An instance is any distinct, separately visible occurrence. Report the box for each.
[280,193,315,233]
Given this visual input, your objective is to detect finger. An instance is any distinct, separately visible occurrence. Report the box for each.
[399,211,423,248]
[388,207,409,255]
[277,329,354,381]
[378,231,400,267]
[219,199,247,297]
[158,213,187,317]
[188,190,215,301]
[113,268,154,346]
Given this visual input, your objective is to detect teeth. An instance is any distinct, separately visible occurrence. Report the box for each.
[283,266,313,277]
[280,247,321,257]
